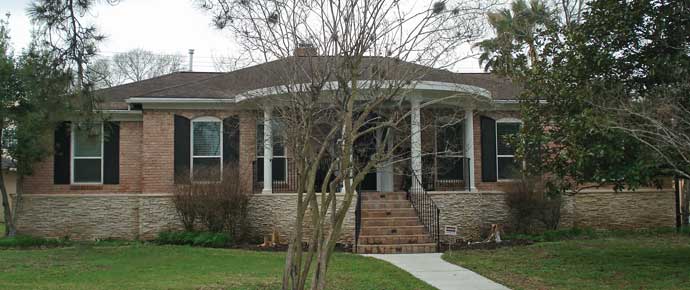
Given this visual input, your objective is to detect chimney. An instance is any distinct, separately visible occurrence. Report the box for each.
[294,43,317,57]
[188,49,195,71]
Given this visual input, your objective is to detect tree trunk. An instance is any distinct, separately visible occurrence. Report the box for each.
[0,121,15,237]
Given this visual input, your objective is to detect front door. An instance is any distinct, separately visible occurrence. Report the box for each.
[355,127,378,191]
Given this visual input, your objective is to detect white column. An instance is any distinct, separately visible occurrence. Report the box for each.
[262,106,273,194]
[410,98,423,189]
[464,108,476,191]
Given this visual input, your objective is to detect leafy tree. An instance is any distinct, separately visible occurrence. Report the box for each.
[478,0,689,193]
[0,0,116,236]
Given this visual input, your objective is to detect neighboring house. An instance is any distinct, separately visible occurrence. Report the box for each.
[14,53,675,253]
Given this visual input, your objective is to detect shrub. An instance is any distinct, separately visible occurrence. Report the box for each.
[506,177,562,234]
[173,165,251,241]
[156,231,231,248]
[0,235,70,248]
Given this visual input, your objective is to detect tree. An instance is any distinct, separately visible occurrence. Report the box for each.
[478,0,688,194]
[198,0,497,288]
[88,49,184,88]
[0,0,116,237]
[475,0,558,76]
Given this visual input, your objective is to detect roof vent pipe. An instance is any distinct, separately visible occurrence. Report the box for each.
[188,49,195,71]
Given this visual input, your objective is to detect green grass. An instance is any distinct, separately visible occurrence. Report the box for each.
[0,244,434,290]
[443,233,690,290]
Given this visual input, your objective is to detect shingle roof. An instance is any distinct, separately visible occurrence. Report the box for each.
[95,71,223,109]
[97,57,519,109]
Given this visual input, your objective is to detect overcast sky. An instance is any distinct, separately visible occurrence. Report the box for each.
[3,0,484,72]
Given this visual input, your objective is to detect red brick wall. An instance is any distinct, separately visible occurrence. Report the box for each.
[239,111,257,193]
[23,109,260,195]
[141,111,175,193]
[141,109,256,194]
[23,121,143,194]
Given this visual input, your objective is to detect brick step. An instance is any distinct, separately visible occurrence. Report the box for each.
[358,234,433,245]
[362,217,422,227]
[361,208,417,218]
[360,192,407,201]
[360,225,427,236]
[361,200,412,209]
[356,243,437,254]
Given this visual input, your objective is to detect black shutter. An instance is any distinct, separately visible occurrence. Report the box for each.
[480,116,497,182]
[53,122,71,184]
[223,116,240,168]
[103,121,120,184]
[174,115,191,184]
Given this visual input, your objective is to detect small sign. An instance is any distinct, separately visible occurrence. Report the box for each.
[444,226,457,236]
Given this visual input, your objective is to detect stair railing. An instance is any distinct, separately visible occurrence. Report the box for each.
[406,171,441,252]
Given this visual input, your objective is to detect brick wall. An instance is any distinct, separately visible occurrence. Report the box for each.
[23,121,143,194]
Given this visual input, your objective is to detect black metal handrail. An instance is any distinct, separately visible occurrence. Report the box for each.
[406,171,441,252]
[423,157,471,192]
[354,191,362,252]
[252,157,336,193]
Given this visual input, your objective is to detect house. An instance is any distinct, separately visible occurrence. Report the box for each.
[14,53,676,253]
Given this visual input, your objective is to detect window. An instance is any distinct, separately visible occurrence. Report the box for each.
[72,123,103,184]
[192,117,222,182]
[496,120,521,180]
[435,119,464,181]
[256,120,287,182]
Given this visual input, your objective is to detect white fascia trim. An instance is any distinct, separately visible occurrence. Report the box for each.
[235,80,492,102]
[126,97,236,104]
[97,109,142,114]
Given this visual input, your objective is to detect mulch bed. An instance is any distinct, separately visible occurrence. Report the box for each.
[439,239,534,251]
[231,242,353,252]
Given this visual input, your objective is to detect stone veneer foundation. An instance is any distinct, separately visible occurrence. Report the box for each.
[15,192,356,242]
[15,189,675,241]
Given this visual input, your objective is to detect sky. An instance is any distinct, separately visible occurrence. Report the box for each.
[3,0,484,72]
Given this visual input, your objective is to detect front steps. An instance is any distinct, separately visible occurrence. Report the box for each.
[356,192,437,254]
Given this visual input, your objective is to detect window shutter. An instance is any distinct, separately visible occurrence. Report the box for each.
[480,116,497,182]
[103,121,120,184]
[223,116,240,168]
[174,115,191,184]
[53,122,71,184]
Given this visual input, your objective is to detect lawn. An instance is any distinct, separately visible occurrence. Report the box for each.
[0,244,434,290]
[443,233,690,290]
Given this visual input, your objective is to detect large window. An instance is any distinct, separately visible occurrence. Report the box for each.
[192,117,222,182]
[72,123,103,184]
[496,120,521,180]
[256,120,287,182]
[435,119,464,181]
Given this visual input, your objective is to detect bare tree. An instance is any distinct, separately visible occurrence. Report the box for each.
[89,49,184,87]
[198,0,497,289]
[211,54,246,72]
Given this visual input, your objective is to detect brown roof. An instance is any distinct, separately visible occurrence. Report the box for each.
[98,57,519,109]
[95,71,223,109]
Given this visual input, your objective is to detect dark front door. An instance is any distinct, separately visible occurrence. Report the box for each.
[355,123,378,191]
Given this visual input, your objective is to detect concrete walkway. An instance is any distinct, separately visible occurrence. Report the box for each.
[364,253,509,290]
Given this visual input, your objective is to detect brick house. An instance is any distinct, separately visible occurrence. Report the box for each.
[15,55,675,253]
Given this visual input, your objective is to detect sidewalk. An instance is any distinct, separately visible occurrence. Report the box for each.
[364,253,509,290]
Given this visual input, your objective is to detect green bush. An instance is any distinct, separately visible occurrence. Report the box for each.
[0,235,70,248]
[156,231,232,248]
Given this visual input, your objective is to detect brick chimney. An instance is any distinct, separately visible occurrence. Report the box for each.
[294,43,317,57]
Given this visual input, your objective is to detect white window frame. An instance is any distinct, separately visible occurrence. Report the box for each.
[257,120,288,182]
[70,122,104,185]
[496,118,523,181]
[191,116,223,182]
[434,117,465,182]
